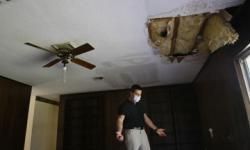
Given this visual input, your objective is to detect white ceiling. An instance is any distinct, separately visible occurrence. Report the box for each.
[0,0,244,100]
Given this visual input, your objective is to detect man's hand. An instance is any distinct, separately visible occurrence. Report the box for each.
[155,128,167,137]
[116,115,125,141]
[116,131,124,142]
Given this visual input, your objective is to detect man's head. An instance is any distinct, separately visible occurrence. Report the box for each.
[129,84,142,103]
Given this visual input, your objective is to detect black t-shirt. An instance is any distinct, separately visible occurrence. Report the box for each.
[118,100,146,129]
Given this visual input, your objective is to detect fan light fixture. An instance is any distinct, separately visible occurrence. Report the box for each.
[25,41,96,83]
[25,42,96,70]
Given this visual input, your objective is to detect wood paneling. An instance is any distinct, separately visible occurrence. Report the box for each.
[104,90,128,150]
[0,76,32,150]
[193,1,250,150]
[58,84,202,150]
[61,93,104,150]
[144,87,176,150]
[171,86,202,150]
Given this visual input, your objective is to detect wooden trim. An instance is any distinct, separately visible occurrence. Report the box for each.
[0,75,31,87]
[36,96,59,106]
[56,98,65,150]
[149,17,173,21]
[233,43,250,126]
[170,17,180,56]
[147,20,153,41]
[234,43,250,104]
[60,83,193,98]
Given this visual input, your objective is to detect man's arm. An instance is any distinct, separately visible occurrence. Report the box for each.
[116,114,125,141]
[144,113,167,137]
[144,113,158,130]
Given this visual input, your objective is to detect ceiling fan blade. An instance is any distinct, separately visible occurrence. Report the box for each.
[43,59,61,67]
[72,43,94,56]
[25,42,57,54]
[71,58,96,70]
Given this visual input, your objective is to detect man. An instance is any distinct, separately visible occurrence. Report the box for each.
[116,84,167,150]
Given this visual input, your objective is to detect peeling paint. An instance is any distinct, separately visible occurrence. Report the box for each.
[146,0,245,18]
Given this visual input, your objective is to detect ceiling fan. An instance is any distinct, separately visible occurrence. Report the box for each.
[25,42,96,70]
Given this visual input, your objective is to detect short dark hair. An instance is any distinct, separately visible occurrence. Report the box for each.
[130,84,142,92]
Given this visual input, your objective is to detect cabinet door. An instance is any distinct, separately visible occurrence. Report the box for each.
[62,94,104,150]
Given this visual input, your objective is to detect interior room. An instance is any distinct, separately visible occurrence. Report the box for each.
[0,0,249,150]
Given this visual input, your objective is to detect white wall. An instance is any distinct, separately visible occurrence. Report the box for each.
[24,88,39,150]
[24,87,59,150]
[30,101,59,150]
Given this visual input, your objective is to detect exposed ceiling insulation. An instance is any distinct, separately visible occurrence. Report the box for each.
[147,11,239,61]
[201,13,238,53]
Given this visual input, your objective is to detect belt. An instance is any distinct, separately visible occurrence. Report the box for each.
[126,127,144,130]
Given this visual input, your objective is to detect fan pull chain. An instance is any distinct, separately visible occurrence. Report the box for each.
[63,65,67,83]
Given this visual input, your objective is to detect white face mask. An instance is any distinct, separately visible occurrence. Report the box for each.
[133,95,141,103]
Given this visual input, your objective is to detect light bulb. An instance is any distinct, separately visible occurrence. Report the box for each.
[63,65,67,83]
[63,66,67,71]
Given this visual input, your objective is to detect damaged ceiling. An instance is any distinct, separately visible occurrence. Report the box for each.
[147,11,239,62]
[145,0,245,18]
[0,0,245,100]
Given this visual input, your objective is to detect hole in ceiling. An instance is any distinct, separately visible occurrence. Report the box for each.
[160,29,168,37]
